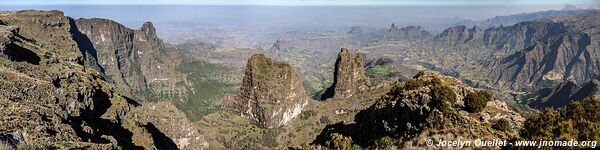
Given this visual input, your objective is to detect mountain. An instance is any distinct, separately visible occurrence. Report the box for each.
[527,79,600,109]
[467,5,600,28]
[321,48,371,100]
[313,71,524,149]
[75,18,183,101]
[221,54,310,128]
[486,15,600,91]
[76,17,242,122]
[383,24,432,42]
[434,25,483,45]
[0,10,198,149]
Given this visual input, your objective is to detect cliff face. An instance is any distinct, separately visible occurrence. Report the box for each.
[0,10,184,149]
[222,54,310,128]
[321,48,370,100]
[486,15,600,91]
[383,24,432,41]
[75,18,181,100]
[434,25,483,45]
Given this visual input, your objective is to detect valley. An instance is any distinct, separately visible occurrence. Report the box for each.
[1,3,600,150]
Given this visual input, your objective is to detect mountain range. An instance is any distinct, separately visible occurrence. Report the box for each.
[1,5,600,150]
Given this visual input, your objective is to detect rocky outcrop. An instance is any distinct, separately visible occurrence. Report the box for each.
[314,72,524,149]
[348,26,363,34]
[0,10,178,149]
[435,25,483,45]
[384,24,432,41]
[75,18,181,100]
[0,25,17,54]
[321,48,370,100]
[222,54,310,128]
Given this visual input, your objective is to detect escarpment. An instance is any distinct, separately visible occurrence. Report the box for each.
[75,18,181,100]
[222,54,310,129]
[321,48,371,100]
[0,10,183,149]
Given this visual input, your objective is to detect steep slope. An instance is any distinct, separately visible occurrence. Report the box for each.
[435,25,484,45]
[383,24,432,42]
[221,54,310,128]
[0,10,183,149]
[486,15,600,91]
[75,18,183,101]
[473,6,600,28]
[528,79,600,109]
[321,48,371,100]
[313,71,524,149]
[0,11,204,149]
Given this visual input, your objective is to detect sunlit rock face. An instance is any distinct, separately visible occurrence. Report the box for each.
[222,54,310,128]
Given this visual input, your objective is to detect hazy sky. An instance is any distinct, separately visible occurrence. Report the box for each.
[2,0,599,6]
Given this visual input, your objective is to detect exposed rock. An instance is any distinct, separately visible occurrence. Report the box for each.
[314,72,523,149]
[384,24,432,41]
[0,25,17,54]
[269,39,289,57]
[125,101,207,150]
[435,25,483,45]
[322,48,371,100]
[486,15,600,91]
[222,54,310,128]
[0,10,178,149]
[75,18,182,100]
[348,26,363,34]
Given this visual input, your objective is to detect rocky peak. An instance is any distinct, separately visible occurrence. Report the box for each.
[75,18,179,100]
[270,39,289,53]
[435,25,483,44]
[321,48,370,100]
[348,26,363,34]
[314,72,524,148]
[384,24,432,41]
[222,54,310,128]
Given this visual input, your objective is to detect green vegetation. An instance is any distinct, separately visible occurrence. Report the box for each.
[492,119,512,132]
[369,65,390,76]
[366,65,408,83]
[175,60,240,121]
[429,77,457,113]
[521,98,600,142]
[400,72,456,112]
[376,136,394,149]
[463,90,491,113]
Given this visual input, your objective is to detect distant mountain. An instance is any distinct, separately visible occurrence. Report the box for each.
[486,15,600,91]
[466,5,600,28]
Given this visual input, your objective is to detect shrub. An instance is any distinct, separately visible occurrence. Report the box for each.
[521,98,600,142]
[429,84,457,112]
[320,116,333,124]
[463,91,491,113]
[492,119,511,132]
[376,136,394,149]
[300,110,317,120]
[329,133,353,150]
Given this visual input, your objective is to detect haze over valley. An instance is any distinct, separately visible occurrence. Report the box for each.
[1,1,600,149]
